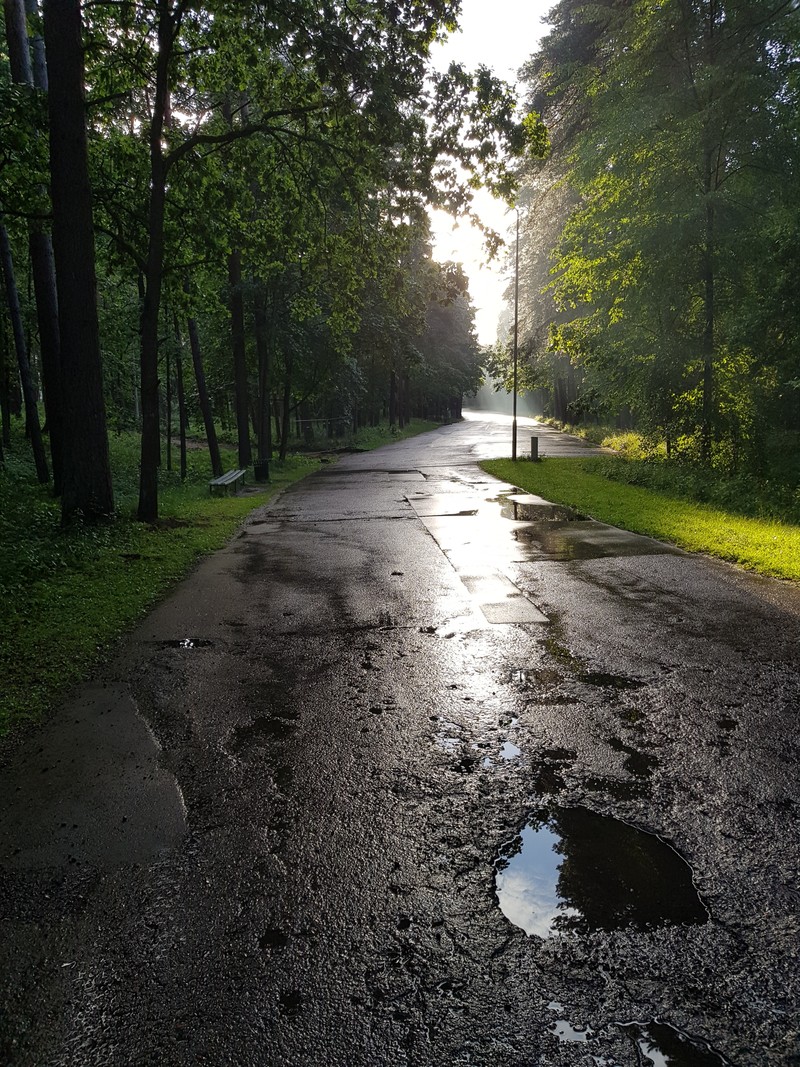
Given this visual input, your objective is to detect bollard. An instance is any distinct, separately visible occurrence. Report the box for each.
[530,436,539,462]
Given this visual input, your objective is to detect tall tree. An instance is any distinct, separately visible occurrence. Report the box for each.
[513,0,799,462]
[43,0,113,520]
[4,0,63,491]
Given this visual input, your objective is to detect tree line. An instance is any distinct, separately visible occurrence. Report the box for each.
[496,0,799,473]
[1,0,545,522]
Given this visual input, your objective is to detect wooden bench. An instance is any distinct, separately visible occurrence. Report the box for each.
[209,468,246,495]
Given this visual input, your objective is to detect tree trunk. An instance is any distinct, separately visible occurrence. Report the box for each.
[0,222,49,483]
[279,368,292,461]
[187,314,222,477]
[24,0,48,87]
[173,319,187,482]
[400,371,409,429]
[389,369,397,428]
[29,230,62,491]
[228,249,252,468]
[164,338,172,471]
[253,283,272,463]
[701,170,715,464]
[272,394,282,449]
[5,0,64,492]
[136,4,174,522]
[1,319,12,446]
[3,0,29,82]
[44,0,113,519]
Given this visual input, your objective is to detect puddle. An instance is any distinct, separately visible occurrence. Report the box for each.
[580,672,646,690]
[278,989,305,1019]
[494,807,708,937]
[160,638,214,649]
[541,747,576,764]
[498,494,583,523]
[272,764,293,792]
[510,668,563,687]
[582,774,648,802]
[550,1020,594,1043]
[623,750,659,777]
[547,1003,594,1044]
[608,737,659,778]
[259,929,289,950]
[231,714,297,749]
[619,1020,732,1065]
[532,766,567,793]
[500,741,521,761]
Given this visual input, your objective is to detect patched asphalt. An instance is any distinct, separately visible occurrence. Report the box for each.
[1,413,799,1066]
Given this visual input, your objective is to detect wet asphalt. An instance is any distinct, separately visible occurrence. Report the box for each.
[1,413,799,1066]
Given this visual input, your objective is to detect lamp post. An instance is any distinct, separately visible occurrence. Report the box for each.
[512,207,520,461]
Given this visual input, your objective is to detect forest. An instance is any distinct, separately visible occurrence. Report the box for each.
[4,0,799,521]
[493,0,800,486]
[0,0,545,524]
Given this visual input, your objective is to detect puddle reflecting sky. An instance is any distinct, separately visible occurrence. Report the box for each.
[495,808,708,937]
[495,821,581,937]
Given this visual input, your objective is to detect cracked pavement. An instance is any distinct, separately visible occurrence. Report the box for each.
[1,413,799,1066]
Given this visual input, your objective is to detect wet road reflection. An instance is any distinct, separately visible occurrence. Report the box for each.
[495,807,708,937]
[619,1020,733,1066]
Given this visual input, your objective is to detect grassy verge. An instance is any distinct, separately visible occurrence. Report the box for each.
[1,417,443,738]
[480,457,800,582]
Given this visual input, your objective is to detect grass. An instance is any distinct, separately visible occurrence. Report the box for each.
[480,456,800,582]
[1,417,441,738]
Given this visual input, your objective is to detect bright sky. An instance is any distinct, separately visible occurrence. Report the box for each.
[428,0,553,346]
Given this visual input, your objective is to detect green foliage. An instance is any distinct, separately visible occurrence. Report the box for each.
[508,0,800,469]
[480,456,800,581]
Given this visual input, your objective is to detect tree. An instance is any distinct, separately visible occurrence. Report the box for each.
[0,220,49,481]
[43,0,113,520]
[76,0,543,519]
[512,0,800,465]
[3,0,63,491]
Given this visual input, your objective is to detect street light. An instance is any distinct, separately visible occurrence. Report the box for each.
[512,207,520,461]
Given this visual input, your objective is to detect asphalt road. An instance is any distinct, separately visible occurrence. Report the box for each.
[2,414,799,1066]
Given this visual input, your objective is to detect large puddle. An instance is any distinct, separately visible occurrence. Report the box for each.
[620,1021,733,1065]
[494,807,708,937]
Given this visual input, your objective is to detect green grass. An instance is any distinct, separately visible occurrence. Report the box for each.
[0,436,319,737]
[480,456,800,582]
[0,416,443,738]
